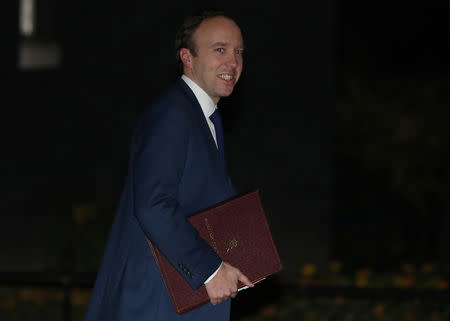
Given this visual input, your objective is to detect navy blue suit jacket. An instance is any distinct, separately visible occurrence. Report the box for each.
[84,79,236,321]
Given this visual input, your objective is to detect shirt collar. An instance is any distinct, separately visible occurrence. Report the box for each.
[181,75,217,118]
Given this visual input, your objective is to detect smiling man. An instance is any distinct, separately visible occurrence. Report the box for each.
[84,9,252,321]
[178,14,244,103]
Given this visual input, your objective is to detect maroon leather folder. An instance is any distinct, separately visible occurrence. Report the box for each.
[146,190,282,314]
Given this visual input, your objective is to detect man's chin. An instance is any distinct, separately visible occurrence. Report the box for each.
[218,87,235,98]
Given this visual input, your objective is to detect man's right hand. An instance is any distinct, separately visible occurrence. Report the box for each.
[204,262,254,305]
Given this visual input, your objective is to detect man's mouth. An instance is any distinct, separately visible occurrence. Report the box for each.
[218,73,234,81]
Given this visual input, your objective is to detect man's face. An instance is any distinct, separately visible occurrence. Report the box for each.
[182,16,244,104]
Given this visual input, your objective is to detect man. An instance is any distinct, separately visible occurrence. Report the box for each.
[84,9,253,321]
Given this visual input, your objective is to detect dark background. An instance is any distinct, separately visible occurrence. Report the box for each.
[2,0,448,281]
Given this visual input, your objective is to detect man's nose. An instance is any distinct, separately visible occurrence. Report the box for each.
[226,52,239,67]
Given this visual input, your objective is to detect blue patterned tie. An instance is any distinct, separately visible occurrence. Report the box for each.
[209,109,226,163]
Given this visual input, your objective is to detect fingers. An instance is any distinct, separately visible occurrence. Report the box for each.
[210,293,233,305]
[207,286,238,305]
[238,271,254,288]
[205,263,253,305]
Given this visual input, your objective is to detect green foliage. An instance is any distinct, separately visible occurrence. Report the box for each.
[237,296,450,321]
[234,263,449,321]
[1,264,448,321]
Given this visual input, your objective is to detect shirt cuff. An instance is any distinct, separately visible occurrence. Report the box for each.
[204,261,222,284]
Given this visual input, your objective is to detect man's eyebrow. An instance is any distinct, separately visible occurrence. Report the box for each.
[210,42,245,49]
[210,42,228,47]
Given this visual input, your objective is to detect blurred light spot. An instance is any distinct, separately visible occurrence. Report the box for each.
[20,0,35,37]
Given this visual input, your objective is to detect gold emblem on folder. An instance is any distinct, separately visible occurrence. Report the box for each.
[226,239,238,252]
[204,218,217,251]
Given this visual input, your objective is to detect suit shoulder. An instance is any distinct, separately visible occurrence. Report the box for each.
[133,84,193,139]
[144,83,193,121]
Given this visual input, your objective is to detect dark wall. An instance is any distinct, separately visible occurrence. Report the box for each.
[336,1,449,270]
[3,1,335,272]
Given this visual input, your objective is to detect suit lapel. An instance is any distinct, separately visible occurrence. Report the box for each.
[176,79,225,168]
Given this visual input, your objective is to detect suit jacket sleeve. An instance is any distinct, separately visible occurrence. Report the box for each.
[131,103,221,290]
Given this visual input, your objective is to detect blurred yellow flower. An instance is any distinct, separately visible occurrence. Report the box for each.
[335,296,345,304]
[72,288,92,306]
[18,288,47,305]
[0,294,16,310]
[393,276,415,288]
[72,203,96,225]
[435,279,448,290]
[301,264,316,277]
[373,303,386,318]
[420,263,435,273]
[402,263,415,274]
[18,288,33,300]
[405,311,417,321]
[356,268,372,277]
[260,304,277,318]
[354,267,371,287]
[431,311,443,321]
[393,117,416,142]
[356,276,369,288]
[329,261,342,273]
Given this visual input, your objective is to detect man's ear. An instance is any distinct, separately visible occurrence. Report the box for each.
[180,48,192,69]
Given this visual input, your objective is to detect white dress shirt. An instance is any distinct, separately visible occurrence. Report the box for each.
[181,75,222,283]
[181,75,219,148]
